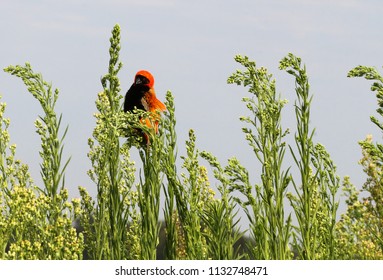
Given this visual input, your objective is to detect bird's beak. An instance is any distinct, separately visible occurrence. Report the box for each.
[135,77,142,84]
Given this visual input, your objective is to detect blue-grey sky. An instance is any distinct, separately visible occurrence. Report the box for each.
[1,0,383,213]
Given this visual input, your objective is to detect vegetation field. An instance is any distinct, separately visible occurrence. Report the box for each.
[1,25,382,260]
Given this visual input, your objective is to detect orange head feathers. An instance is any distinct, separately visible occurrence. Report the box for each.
[134,70,155,88]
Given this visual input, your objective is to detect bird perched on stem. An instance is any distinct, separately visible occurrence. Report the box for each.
[124,70,166,143]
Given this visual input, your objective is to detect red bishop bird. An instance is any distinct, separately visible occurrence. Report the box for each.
[124,70,166,143]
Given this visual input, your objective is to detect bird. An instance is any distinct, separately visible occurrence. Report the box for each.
[123,70,166,143]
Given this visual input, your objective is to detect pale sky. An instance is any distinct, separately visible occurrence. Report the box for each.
[1,0,383,216]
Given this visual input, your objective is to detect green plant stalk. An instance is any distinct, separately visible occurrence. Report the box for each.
[103,24,125,260]
[180,130,205,259]
[121,98,166,260]
[161,117,197,259]
[280,53,317,259]
[85,24,132,259]
[164,129,213,260]
[279,53,343,259]
[4,64,70,200]
[228,55,291,259]
[161,91,179,260]
[137,136,162,260]
[347,65,383,256]
[200,152,244,260]
[0,99,12,197]
[311,143,340,259]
